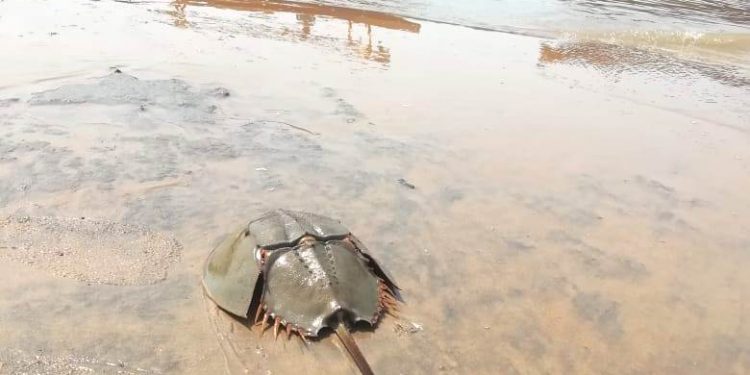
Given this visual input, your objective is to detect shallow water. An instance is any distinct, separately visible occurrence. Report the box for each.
[316,0,750,31]
[1,0,749,374]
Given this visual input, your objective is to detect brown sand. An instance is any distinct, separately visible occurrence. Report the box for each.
[0,0,748,374]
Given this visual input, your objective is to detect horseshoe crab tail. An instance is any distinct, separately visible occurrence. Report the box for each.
[335,323,374,375]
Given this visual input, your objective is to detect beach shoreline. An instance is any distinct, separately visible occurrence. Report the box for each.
[0,0,748,373]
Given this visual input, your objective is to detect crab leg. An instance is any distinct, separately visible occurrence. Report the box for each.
[254,304,264,324]
[299,332,309,345]
[274,317,281,340]
[259,313,269,337]
[286,324,293,340]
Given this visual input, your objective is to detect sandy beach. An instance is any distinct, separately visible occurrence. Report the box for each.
[0,0,749,373]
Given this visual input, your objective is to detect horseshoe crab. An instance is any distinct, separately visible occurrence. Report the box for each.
[203,210,400,375]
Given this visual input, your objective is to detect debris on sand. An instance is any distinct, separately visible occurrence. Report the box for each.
[208,87,231,98]
[394,321,423,336]
[250,120,319,135]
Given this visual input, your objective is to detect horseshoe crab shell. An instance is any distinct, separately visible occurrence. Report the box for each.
[202,209,399,375]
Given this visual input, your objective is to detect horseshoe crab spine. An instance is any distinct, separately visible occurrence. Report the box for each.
[378,279,399,318]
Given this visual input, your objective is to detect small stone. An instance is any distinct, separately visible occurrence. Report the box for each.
[397,178,416,189]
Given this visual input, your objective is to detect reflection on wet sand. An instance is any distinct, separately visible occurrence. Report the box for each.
[170,0,421,65]
[539,42,750,87]
[174,0,420,32]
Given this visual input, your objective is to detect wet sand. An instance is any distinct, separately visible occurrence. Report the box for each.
[1,0,749,374]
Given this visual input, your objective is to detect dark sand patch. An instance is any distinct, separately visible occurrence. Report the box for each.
[28,72,225,123]
[0,98,20,107]
[572,291,623,340]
